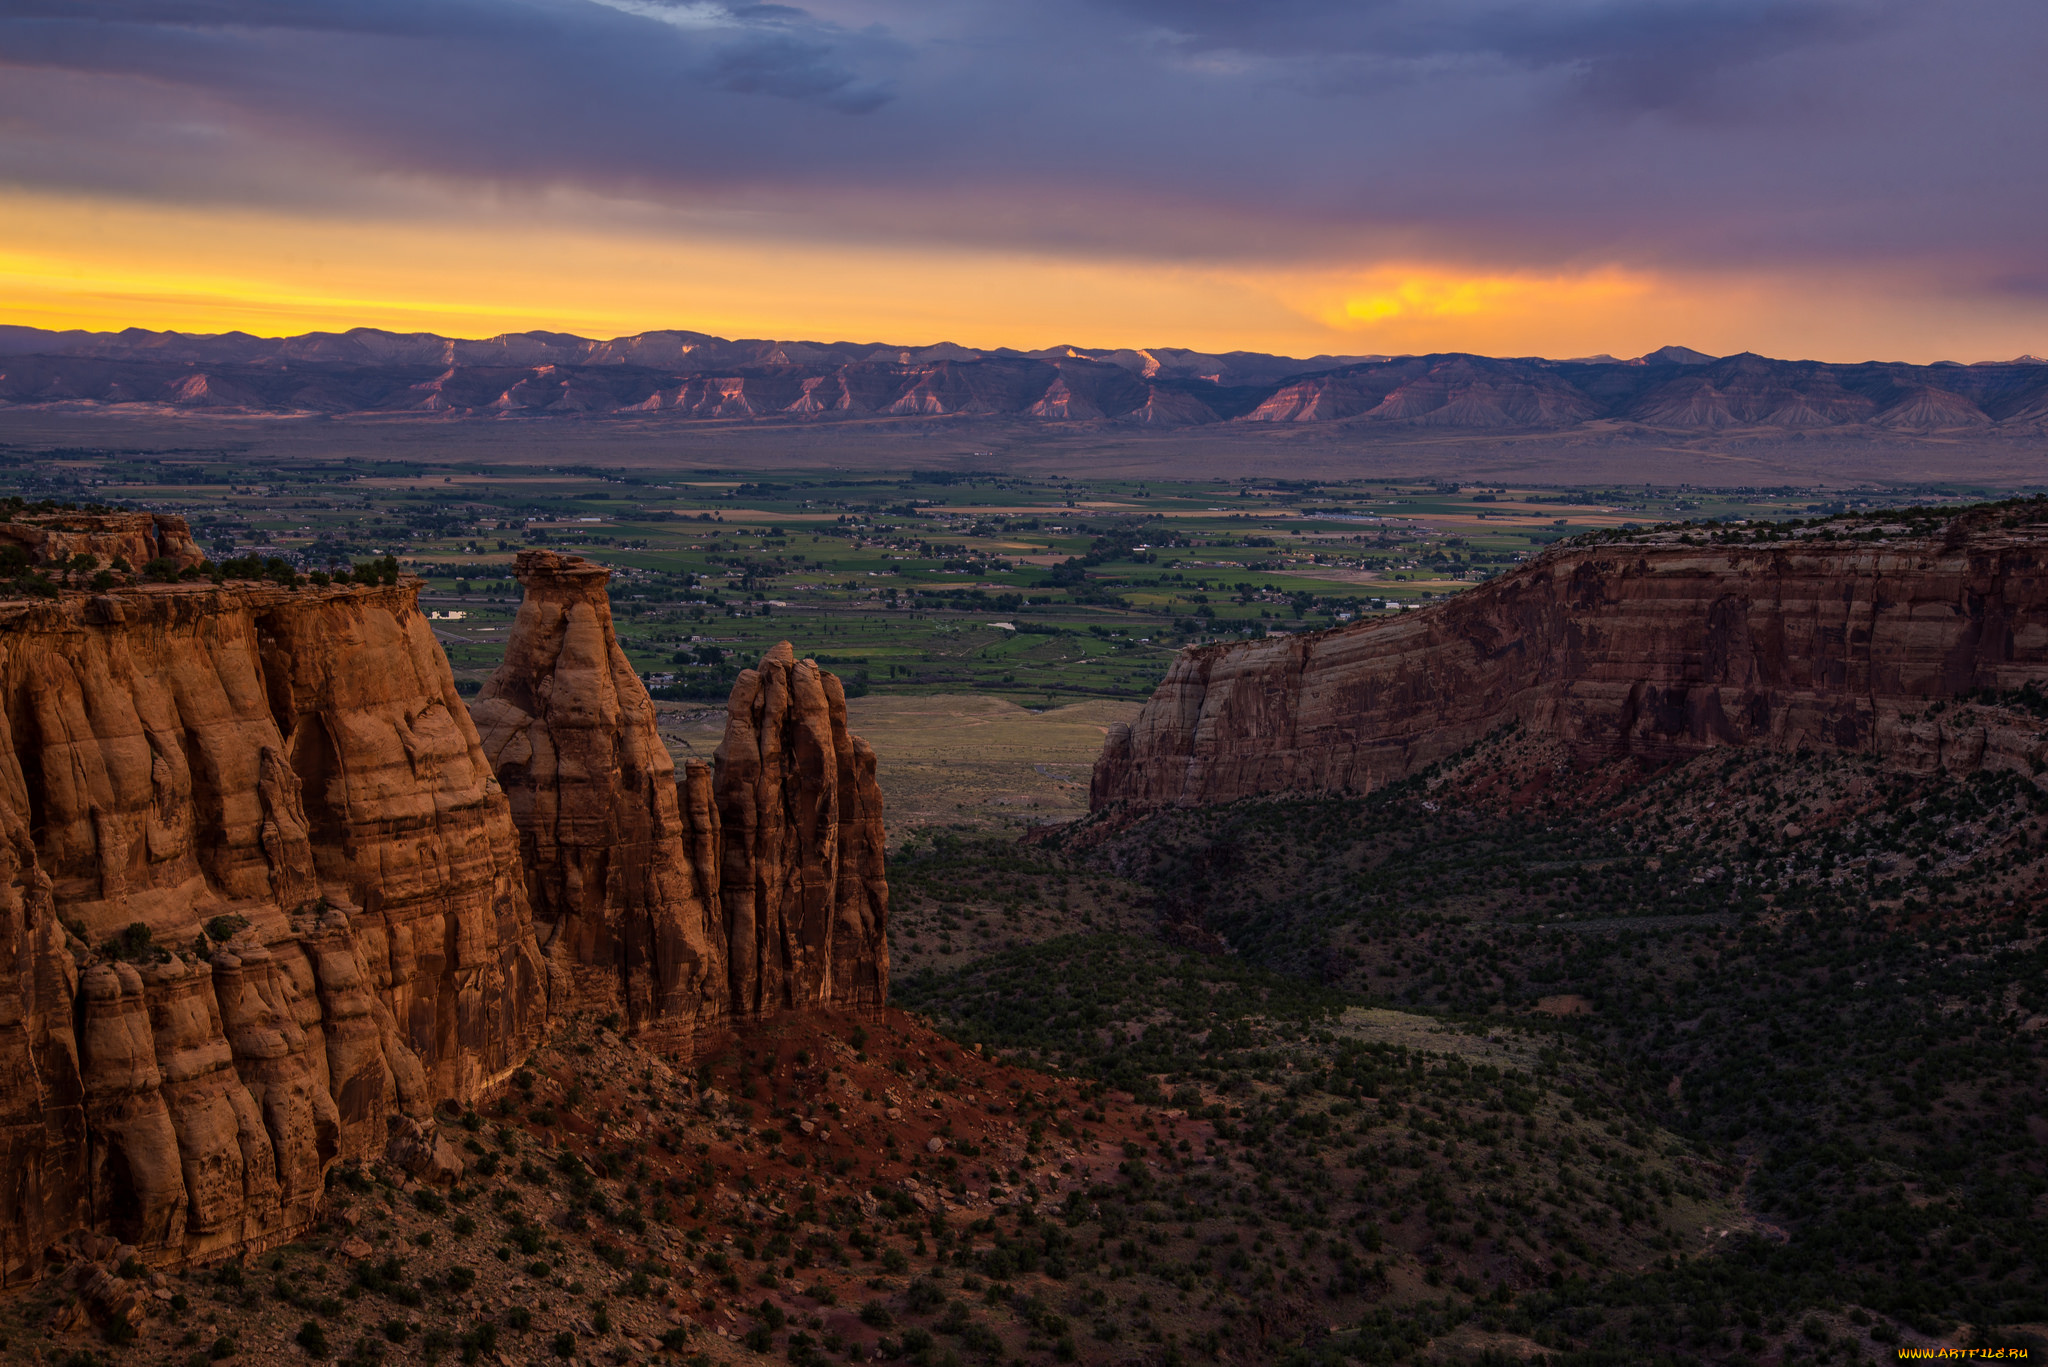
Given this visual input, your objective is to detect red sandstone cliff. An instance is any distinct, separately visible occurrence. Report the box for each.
[1093,520,2048,809]
[0,511,205,572]
[0,540,885,1277]
[473,552,887,1045]
[0,576,551,1281]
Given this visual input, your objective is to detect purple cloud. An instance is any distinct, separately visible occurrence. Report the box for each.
[0,0,2040,289]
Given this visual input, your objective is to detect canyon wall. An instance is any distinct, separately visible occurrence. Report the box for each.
[0,511,205,573]
[0,538,886,1278]
[473,552,887,1050]
[0,573,551,1282]
[1094,521,2048,808]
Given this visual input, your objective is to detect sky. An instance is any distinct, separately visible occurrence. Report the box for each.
[1,0,2044,361]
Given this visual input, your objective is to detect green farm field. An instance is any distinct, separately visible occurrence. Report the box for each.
[0,433,1969,709]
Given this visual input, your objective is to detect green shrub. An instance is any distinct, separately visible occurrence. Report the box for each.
[98,922,166,964]
[457,1324,496,1364]
[295,1321,330,1359]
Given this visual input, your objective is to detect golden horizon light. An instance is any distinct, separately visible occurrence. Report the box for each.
[2,190,2043,365]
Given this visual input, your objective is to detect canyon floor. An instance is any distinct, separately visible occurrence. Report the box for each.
[17,726,2045,1366]
[0,993,1751,1367]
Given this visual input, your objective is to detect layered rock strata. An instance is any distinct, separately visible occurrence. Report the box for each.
[469,552,724,1048]
[0,579,550,1281]
[0,511,205,571]
[1094,521,2048,808]
[715,639,890,1021]
[0,546,893,1276]
[473,552,887,1049]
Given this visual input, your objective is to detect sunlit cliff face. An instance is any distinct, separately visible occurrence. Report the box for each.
[2,0,2043,360]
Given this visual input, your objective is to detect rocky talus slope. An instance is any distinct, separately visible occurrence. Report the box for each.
[473,551,887,1049]
[1094,514,2048,808]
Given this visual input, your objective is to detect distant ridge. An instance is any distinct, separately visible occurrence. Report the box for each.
[1641,345,1716,365]
[0,325,1386,388]
[0,324,2043,433]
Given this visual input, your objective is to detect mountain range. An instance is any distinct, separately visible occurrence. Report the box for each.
[3,324,2046,432]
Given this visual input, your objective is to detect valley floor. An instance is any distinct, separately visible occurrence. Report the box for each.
[13,700,2048,1367]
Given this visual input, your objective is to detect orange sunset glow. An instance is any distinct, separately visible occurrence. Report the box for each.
[1,7,2047,1360]
[1,0,2043,361]
[2,187,2043,363]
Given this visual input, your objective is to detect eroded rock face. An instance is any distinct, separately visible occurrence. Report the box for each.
[1094,523,2048,808]
[0,511,204,572]
[717,642,890,1020]
[477,552,886,1044]
[0,579,550,1280]
[0,548,894,1276]
[472,551,725,1052]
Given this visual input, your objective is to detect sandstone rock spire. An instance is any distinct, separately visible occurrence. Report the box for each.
[475,551,887,1047]
[0,544,894,1278]
[716,640,889,1019]
[471,551,725,1050]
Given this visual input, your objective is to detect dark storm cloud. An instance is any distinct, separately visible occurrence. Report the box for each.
[0,0,898,135]
[1109,0,1880,103]
[702,29,892,112]
[0,0,2040,281]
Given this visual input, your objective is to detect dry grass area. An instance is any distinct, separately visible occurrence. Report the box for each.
[659,696,1137,846]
